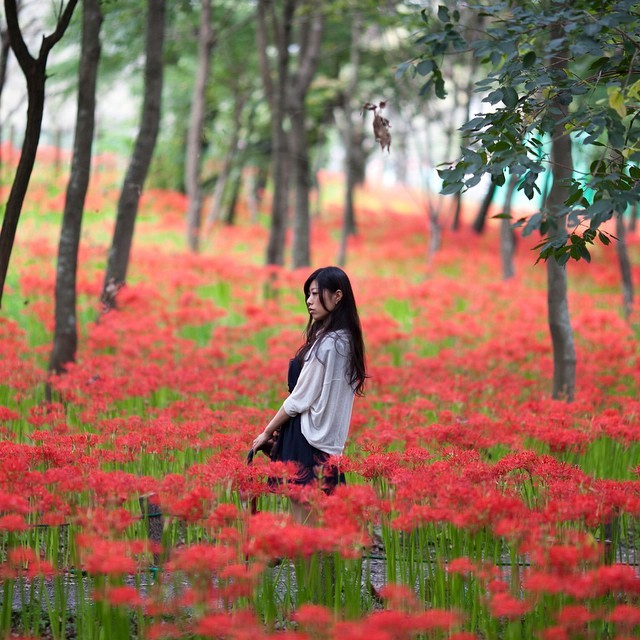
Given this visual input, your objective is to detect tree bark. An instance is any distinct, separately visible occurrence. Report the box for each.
[337,12,362,267]
[0,0,78,308]
[472,181,497,234]
[204,92,245,232]
[500,174,517,280]
[102,0,165,310]
[49,0,102,377]
[257,0,295,267]
[546,34,576,402]
[615,213,634,320]
[185,0,214,253]
[0,8,12,102]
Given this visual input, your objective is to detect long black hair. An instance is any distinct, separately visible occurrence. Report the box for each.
[296,266,367,396]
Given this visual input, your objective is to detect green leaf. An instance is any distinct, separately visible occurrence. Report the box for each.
[598,231,611,246]
[502,86,518,108]
[565,188,584,207]
[492,213,512,219]
[578,244,592,262]
[522,51,536,68]
[440,182,463,195]
[607,86,626,118]
[416,59,435,76]
[437,5,450,22]
[435,73,446,99]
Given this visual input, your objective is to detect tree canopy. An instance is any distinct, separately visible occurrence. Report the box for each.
[405,0,640,264]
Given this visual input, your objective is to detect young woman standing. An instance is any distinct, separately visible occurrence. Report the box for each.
[252,266,367,509]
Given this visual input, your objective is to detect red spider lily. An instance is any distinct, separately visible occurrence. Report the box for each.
[207,503,241,529]
[294,603,334,633]
[75,506,137,535]
[194,610,263,639]
[489,591,531,619]
[96,584,144,608]
[446,557,475,576]
[555,604,595,628]
[244,511,337,561]
[334,609,459,640]
[376,583,420,611]
[218,562,264,601]
[79,536,147,575]
[0,514,28,531]
[167,543,237,574]
[147,621,183,640]
[608,604,640,626]
[2,547,55,579]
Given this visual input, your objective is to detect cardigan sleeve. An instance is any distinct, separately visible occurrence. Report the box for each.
[282,349,325,417]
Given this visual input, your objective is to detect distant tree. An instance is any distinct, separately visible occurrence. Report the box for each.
[500,174,518,280]
[101,0,165,311]
[185,0,214,253]
[256,0,295,268]
[408,0,640,400]
[256,0,324,269]
[0,0,78,308]
[49,0,102,378]
[0,3,14,105]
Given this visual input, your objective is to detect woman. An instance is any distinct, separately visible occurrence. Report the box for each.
[252,266,366,503]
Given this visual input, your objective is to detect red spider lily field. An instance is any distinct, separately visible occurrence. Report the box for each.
[1,148,640,640]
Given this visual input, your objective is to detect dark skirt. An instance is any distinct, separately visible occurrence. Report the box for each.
[269,357,346,495]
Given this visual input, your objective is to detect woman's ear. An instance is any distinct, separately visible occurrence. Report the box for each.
[334,289,343,304]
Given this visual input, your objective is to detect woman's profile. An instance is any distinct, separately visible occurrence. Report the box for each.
[252,266,367,520]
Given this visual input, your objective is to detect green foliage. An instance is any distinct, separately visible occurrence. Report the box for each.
[402,0,640,263]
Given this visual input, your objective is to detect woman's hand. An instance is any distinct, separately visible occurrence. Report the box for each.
[252,429,276,453]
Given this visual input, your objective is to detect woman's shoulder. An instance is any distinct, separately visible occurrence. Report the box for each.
[316,329,350,353]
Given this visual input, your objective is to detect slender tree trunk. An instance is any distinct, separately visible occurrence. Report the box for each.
[500,174,517,280]
[289,105,310,267]
[472,181,497,234]
[257,0,296,267]
[49,0,102,377]
[616,213,634,320]
[185,0,214,253]
[337,13,362,266]
[546,35,576,402]
[0,7,12,102]
[204,93,245,232]
[628,202,638,233]
[223,169,242,226]
[102,0,165,310]
[427,200,442,260]
[290,5,322,270]
[0,0,78,308]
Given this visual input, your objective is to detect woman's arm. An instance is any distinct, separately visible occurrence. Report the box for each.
[252,406,290,452]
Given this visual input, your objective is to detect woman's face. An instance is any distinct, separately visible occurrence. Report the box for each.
[306,280,342,322]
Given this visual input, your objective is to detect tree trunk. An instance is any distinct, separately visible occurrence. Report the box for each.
[204,92,245,232]
[257,0,296,267]
[427,200,443,260]
[500,174,517,280]
[337,13,363,266]
[0,7,12,102]
[616,213,634,320]
[102,0,165,311]
[0,0,78,308]
[223,169,242,226]
[290,7,323,269]
[290,103,311,268]
[185,0,214,253]
[629,202,638,233]
[49,0,102,377]
[472,181,497,234]
[546,34,576,402]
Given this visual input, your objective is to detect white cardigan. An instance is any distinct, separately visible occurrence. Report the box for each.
[282,330,355,456]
